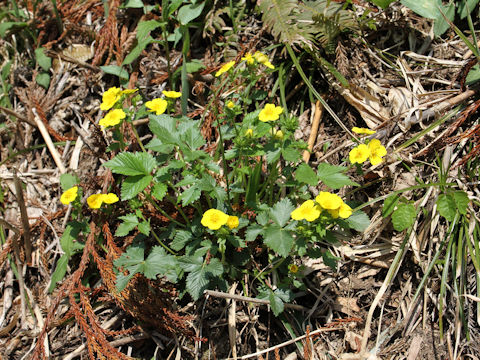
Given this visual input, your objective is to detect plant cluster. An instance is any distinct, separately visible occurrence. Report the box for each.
[52,51,378,314]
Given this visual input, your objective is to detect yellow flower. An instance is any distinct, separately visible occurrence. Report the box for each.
[145,98,168,115]
[227,101,235,109]
[201,209,229,230]
[227,215,239,229]
[352,127,376,135]
[338,202,352,219]
[274,129,284,140]
[291,200,321,222]
[99,109,126,128]
[87,194,104,209]
[100,87,122,111]
[254,51,275,69]
[242,52,255,65]
[121,88,138,95]
[215,60,235,77]
[102,193,119,204]
[316,192,343,210]
[288,264,299,273]
[349,144,370,164]
[245,128,253,137]
[259,103,283,122]
[162,90,182,98]
[60,186,78,205]
[368,139,387,166]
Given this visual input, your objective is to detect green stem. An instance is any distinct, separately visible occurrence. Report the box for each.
[130,122,146,152]
[151,227,176,255]
[146,194,186,228]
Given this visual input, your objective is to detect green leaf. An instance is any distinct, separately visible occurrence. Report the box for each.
[149,114,179,144]
[0,21,28,37]
[182,124,205,149]
[400,0,442,19]
[136,19,163,40]
[322,250,339,270]
[433,3,455,37]
[453,191,469,215]
[269,290,285,316]
[185,266,209,300]
[123,36,152,65]
[100,65,129,80]
[264,225,294,257]
[152,182,167,201]
[179,185,201,206]
[382,195,400,218]
[36,72,50,89]
[123,0,144,8]
[143,246,176,279]
[48,254,69,292]
[459,0,480,19]
[121,175,153,200]
[60,173,80,191]
[346,211,370,232]
[35,47,51,71]
[245,224,264,242]
[115,214,139,236]
[368,0,395,9]
[391,203,416,231]
[177,2,205,25]
[282,147,301,162]
[270,198,295,227]
[295,163,318,185]
[171,230,193,251]
[60,222,85,256]
[317,163,359,189]
[466,65,480,86]
[138,221,150,236]
[437,193,456,222]
[104,152,156,176]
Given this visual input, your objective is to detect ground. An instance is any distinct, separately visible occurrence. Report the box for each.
[0,1,479,359]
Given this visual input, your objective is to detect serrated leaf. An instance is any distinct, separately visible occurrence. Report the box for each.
[104,152,156,176]
[182,124,205,149]
[100,65,129,80]
[143,246,176,279]
[179,186,201,206]
[317,163,358,189]
[453,191,469,215]
[270,198,295,227]
[205,258,223,276]
[171,230,193,251]
[391,203,416,231]
[322,250,339,270]
[145,137,174,153]
[186,266,210,300]
[437,194,456,222]
[121,175,153,200]
[295,163,318,185]
[264,225,294,257]
[138,220,150,236]
[246,224,264,242]
[148,114,179,143]
[115,214,139,237]
[346,211,370,232]
[35,47,51,71]
[48,254,69,292]
[114,246,145,268]
[282,147,301,162]
[152,182,167,201]
[269,290,285,316]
